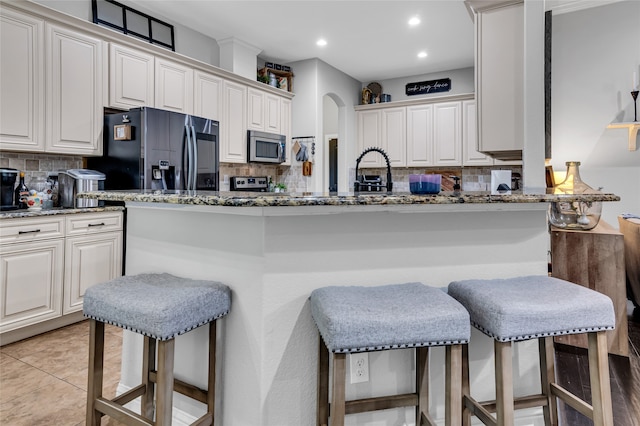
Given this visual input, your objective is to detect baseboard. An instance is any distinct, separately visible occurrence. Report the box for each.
[0,311,86,346]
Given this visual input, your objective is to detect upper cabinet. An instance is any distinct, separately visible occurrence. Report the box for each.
[471,0,524,160]
[357,97,467,168]
[0,8,45,152]
[45,23,103,156]
[155,57,193,114]
[221,80,247,163]
[0,8,103,156]
[109,43,154,109]
[193,70,223,121]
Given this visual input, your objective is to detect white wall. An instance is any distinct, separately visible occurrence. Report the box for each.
[287,58,362,193]
[373,66,475,102]
[551,0,640,225]
[33,0,220,66]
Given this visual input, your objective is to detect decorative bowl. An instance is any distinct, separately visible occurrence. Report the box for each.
[409,174,441,194]
[25,194,43,210]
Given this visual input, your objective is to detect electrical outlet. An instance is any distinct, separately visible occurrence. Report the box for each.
[349,352,369,384]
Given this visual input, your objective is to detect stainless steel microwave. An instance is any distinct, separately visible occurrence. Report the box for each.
[247,130,286,163]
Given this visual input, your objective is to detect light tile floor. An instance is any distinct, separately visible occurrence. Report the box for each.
[0,320,124,426]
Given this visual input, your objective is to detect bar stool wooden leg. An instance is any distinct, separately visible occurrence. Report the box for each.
[155,338,175,426]
[331,353,347,426]
[539,337,558,426]
[207,321,217,421]
[416,347,429,425]
[446,344,463,426]
[461,344,471,426]
[141,336,156,420]
[495,341,514,426]
[86,319,105,426]
[588,331,614,426]
[317,335,330,426]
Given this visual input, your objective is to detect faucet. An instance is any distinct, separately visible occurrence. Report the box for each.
[354,147,393,192]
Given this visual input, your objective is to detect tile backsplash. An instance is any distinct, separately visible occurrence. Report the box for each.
[0,152,83,186]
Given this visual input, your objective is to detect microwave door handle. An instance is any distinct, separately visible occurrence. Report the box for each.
[190,126,197,190]
[278,141,283,162]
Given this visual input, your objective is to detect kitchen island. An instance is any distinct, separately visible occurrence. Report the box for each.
[78,190,619,426]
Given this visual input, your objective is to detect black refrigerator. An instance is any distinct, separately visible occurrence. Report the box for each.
[88,107,219,191]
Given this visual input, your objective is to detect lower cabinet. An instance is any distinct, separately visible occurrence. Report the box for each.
[0,211,123,337]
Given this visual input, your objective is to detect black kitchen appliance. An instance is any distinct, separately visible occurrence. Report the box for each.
[356,175,384,192]
[87,107,219,191]
[230,176,268,192]
[0,168,18,210]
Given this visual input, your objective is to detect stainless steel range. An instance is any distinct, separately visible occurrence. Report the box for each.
[230,176,268,192]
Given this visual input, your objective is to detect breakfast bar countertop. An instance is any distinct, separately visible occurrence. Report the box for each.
[76,189,620,208]
[0,206,125,220]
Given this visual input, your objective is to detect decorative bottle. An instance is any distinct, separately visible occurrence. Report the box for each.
[14,171,29,209]
[547,161,602,230]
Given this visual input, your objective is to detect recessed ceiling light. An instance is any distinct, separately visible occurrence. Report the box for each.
[417,51,428,58]
[316,39,327,47]
[408,16,421,26]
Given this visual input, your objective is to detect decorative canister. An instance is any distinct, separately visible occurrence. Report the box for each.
[547,161,602,230]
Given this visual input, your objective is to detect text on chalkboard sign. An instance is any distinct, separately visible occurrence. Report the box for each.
[406,78,451,96]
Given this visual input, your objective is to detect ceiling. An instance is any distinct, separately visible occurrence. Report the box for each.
[126,1,475,83]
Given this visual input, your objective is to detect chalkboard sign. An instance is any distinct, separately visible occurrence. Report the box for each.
[406,78,451,96]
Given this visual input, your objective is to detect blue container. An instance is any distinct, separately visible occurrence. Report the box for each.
[409,174,441,194]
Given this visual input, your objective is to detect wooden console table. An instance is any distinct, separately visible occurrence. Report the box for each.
[550,220,628,357]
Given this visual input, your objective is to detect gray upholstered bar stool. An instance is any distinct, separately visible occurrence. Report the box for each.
[310,282,470,426]
[448,276,615,426]
[83,273,231,426]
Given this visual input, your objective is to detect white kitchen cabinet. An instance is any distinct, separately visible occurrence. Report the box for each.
[462,100,492,166]
[247,88,265,131]
[433,101,462,166]
[247,88,282,133]
[46,23,104,156]
[64,212,122,314]
[381,107,406,167]
[406,104,435,167]
[109,43,154,109]
[0,216,65,334]
[194,70,223,121]
[0,211,123,338]
[280,98,292,166]
[221,80,247,163]
[356,110,383,168]
[474,0,524,160]
[155,57,193,114]
[0,7,45,152]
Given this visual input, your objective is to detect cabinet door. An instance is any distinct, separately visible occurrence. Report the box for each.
[381,107,406,167]
[46,23,103,156]
[356,110,383,168]
[194,70,223,121]
[109,43,154,109]
[155,57,193,114]
[247,88,265,131]
[462,100,493,166]
[221,80,247,163]
[476,2,524,156]
[280,98,292,166]
[265,93,281,134]
[433,101,462,166]
[0,239,64,333]
[406,104,434,167]
[0,8,45,152]
[64,232,122,314]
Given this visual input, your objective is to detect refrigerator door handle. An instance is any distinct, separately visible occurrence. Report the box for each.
[190,125,197,190]
[185,124,194,190]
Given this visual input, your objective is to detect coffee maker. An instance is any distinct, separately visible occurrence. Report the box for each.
[0,168,18,210]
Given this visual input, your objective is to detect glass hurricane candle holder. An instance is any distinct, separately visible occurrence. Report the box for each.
[547,161,602,231]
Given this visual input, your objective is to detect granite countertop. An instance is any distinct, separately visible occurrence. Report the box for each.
[76,190,620,208]
[0,206,125,220]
